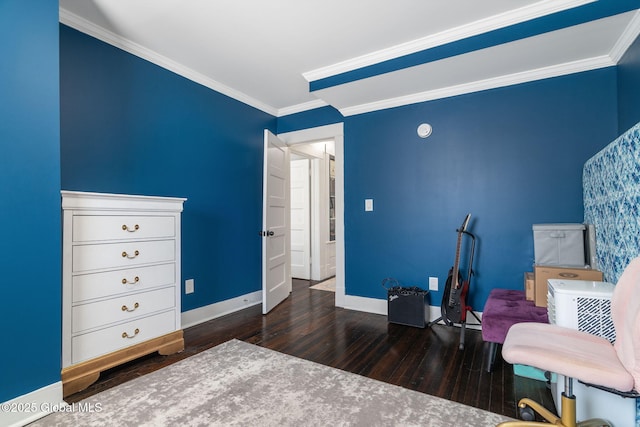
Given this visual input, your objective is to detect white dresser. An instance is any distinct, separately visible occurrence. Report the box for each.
[61,191,186,396]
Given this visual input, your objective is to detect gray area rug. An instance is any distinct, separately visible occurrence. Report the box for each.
[32,339,511,426]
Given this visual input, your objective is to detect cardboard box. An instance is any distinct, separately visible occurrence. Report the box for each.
[524,272,534,301]
[533,265,603,307]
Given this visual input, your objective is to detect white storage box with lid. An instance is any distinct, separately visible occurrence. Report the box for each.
[533,223,585,267]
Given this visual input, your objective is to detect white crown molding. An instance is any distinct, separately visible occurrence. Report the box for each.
[338,55,615,116]
[59,2,629,121]
[610,9,640,63]
[59,7,279,117]
[302,0,595,83]
[277,99,328,117]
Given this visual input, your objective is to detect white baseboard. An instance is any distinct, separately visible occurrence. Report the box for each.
[342,294,387,315]
[181,290,262,329]
[180,290,482,332]
[342,295,483,331]
[1,382,64,427]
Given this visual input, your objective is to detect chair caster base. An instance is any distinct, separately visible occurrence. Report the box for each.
[518,405,535,421]
[497,396,612,427]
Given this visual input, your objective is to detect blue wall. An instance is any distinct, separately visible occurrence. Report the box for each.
[618,34,640,132]
[0,1,61,402]
[342,69,619,310]
[60,25,275,312]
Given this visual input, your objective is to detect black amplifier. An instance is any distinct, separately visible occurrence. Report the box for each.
[383,279,429,328]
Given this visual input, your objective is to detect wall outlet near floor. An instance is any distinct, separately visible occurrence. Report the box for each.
[429,276,438,291]
[185,278,195,294]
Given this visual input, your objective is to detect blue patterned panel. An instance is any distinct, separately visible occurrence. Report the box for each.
[583,122,640,284]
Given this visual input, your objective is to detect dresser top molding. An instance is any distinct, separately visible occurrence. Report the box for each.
[61,191,186,212]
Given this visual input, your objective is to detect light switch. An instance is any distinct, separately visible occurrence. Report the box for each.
[185,279,195,294]
[365,199,374,211]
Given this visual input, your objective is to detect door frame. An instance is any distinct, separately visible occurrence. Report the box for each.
[277,123,345,307]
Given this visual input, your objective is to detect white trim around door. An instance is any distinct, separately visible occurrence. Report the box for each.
[277,123,345,308]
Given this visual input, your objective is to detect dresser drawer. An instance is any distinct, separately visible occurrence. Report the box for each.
[72,286,175,333]
[73,263,175,303]
[72,215,175,242]
[72,240,175,272]
[71,310,176,365]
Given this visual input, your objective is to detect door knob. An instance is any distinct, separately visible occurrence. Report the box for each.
[267,230,275,236]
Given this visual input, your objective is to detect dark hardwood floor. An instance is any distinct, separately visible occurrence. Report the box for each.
[66,279,555,420]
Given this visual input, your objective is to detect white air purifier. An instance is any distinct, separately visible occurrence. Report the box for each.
[547,279,615,342]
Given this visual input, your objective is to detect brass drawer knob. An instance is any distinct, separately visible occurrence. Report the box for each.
[121,302,140,312]
[121,250,140,259]
[122,224,140,232]
[121,276,140,285]
[122,328,140,339]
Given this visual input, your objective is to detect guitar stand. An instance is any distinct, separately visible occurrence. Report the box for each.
[428,229,481,350]
[457,301,482,351]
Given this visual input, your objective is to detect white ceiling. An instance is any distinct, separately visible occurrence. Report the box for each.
[59,0,640,117]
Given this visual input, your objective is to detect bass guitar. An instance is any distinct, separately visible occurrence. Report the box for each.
[441,214,471,325]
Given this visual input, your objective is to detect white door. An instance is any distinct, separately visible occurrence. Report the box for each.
[290,158,311,279]
[262,130,291,314]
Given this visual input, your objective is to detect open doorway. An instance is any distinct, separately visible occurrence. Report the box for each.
[277,123,345,308]
[289,141,336,288]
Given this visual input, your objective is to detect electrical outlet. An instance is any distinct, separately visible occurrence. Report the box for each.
[185,279,195,294]
[429,276,438,291]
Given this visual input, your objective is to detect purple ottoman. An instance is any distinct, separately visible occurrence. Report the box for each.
[482,289,548,372]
